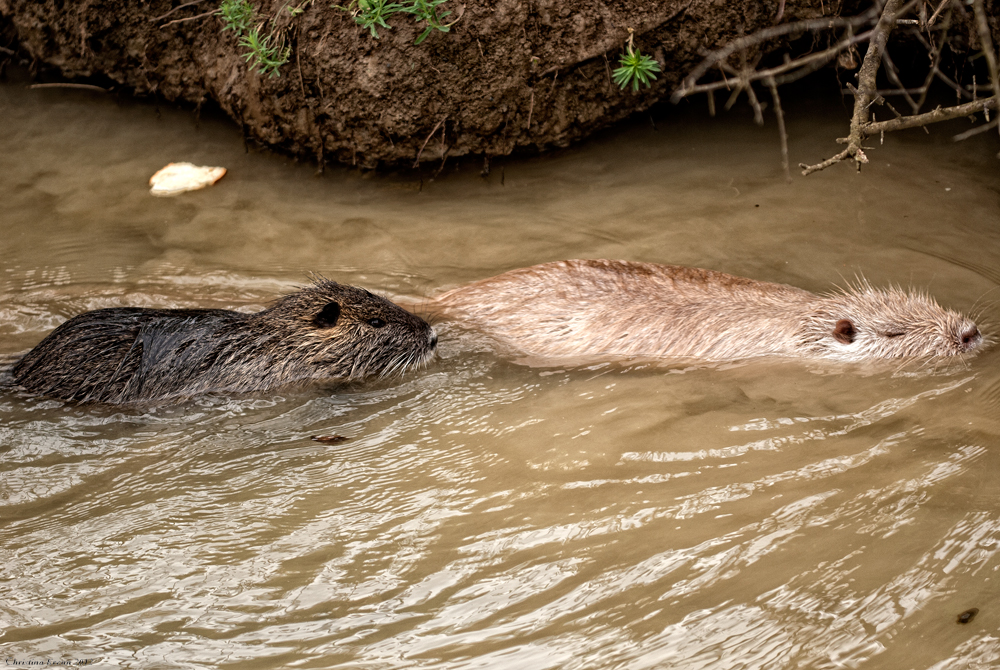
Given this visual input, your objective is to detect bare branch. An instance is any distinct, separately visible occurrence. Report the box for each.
[670,7,884,103]
[745,82,765,125]
[881,48,919,113]
[674,0,996,178]
[847,0,906,162]
[954,118,999,141]
[151,0,209,22]
[766,76,791,181]
[864,97,998,135]
[675,29,874,99]
[800,0,906,176]
[29,83,108,92]
[800,148,851,176]
[927,0,952,27]
[159,9,217,29]
[413,115,447,167]
[972,0,1000,140]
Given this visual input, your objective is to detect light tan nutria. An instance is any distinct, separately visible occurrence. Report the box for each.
[431,259,983,362]
[13,279,438,405]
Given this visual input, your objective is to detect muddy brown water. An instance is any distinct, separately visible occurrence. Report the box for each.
[2,77,1000,670]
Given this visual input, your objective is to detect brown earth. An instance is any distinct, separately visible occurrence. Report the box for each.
[0,1,942,169]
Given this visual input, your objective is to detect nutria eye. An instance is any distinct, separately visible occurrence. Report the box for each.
[882,331,905,338]
[833,319,855,344]
[314,302,341,328]
[367,317,386,329]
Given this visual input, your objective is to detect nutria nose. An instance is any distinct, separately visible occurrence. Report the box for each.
[960,325,981,351]
[429,331,438,349]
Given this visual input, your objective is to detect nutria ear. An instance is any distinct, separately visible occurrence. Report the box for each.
[833,319,855,344]
[314,302,341,328]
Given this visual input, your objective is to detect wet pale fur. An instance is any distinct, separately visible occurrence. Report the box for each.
[432,260,982,362]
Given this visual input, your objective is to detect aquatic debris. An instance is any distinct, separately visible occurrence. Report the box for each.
[311,435,349,444]
[149,162,226,196]
[957,607,979,624]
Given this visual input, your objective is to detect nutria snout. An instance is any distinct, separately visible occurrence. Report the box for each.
[431,259,984,363]
[13,279,437,404]
[960,326,981,351]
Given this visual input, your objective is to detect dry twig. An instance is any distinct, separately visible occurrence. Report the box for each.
[973,0,1000,141]
[671,7,884,102]
[766,75,791,181]
[413,115,447,167]
[807,0,907,175]
[673,30,875,102]
[151,0,209,22]
[864,97,998,135]
[159,9,217,29]
[30,82,108,92]
[954,118,998,141]
[928,0,950,27]
[673,0,998,177]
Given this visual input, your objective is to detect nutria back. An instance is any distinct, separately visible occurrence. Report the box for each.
[432,259,983,362]
[13,279,437,404]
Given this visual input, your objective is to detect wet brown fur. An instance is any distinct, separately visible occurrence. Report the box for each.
[13,279,437,404]
[431,260,983,362]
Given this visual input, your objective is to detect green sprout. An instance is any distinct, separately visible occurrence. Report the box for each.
[218,0,255,34]
[402,0,453,44]
[239,24,291,77]
[335,0,455,43]
[335,0,406,39]
[613,37,661,92]
[217,1,291,77]
[288,0,314,15]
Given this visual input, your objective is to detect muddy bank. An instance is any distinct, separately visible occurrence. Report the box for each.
[0,0,859,169]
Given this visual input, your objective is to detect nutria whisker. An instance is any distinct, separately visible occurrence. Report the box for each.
[13,279,438,405]
[430,259,985,364]
[969,299,999,340]
[969,285,1000,318]
[382,351,415,380]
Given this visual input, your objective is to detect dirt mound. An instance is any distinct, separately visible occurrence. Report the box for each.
[0,1,842,168]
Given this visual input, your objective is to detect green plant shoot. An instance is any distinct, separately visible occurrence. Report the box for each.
[239,25,291,77]
[335,0,455,43]
[335,0,407,39]
[613,46,661,92]
[288,0,315,15]
[402,0,453,44]
[218,0,254,34]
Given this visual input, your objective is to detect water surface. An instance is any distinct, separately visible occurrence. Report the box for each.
[1,76,999,669]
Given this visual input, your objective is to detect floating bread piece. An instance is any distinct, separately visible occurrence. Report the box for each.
[149,162,226,196]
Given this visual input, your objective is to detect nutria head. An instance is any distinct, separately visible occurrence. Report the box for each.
[805,285,983,361]
[258,279,438,380]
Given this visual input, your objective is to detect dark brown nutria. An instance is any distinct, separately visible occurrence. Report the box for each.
[431,259,983,362]
[13,279,438,404]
